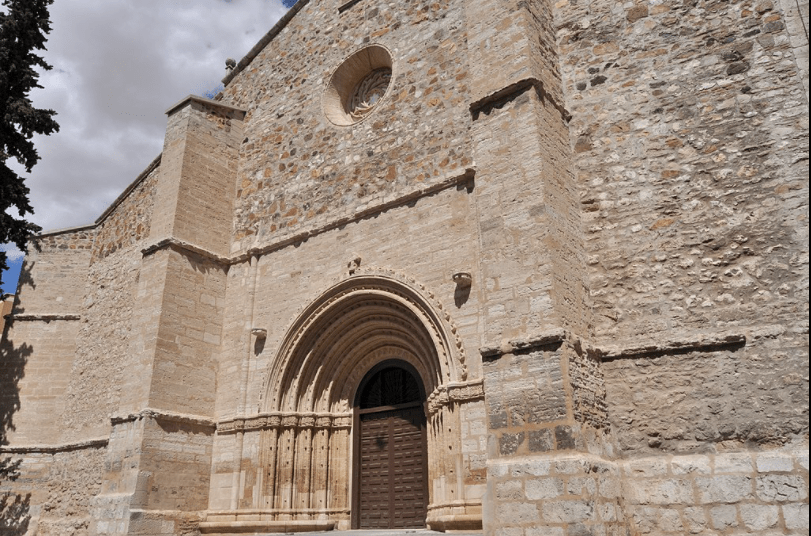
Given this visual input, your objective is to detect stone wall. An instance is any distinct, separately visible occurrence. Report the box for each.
[603,331,809,455]
[91,163,160,263]
[485,453,627,536]
[1,231,93,446]
[0,0,807,533]
[210,180,487,524]
[221,0,473,253]
[620,448,809,534]
[556,0,809,342]
[1,445,106,536]
[59,167,160,443]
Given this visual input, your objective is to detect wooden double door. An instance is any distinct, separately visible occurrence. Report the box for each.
[355,366,428,529]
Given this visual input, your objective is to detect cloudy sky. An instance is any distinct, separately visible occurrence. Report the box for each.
[2,0,291,293]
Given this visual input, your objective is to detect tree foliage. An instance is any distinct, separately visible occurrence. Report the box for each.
[0,0,59,289]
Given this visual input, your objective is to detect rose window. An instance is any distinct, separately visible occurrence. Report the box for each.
[349,68,392,120]
[323,45,394,126]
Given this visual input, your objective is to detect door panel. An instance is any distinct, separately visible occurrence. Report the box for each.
[359,407,427,529]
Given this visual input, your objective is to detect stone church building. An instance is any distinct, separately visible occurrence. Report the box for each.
[1,0,808,534]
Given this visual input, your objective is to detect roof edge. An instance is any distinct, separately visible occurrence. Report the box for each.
[221,0,313,87]
[36,223,98,239]
[36,154,162,240]
[95,153,163,225]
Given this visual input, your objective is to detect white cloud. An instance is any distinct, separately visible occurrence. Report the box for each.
[0,244,25,262]
[15,0,287,233]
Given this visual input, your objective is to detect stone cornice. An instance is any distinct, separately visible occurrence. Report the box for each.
[165,95,248,117]
[141,238,231,265]
[238,167,476,263]
[600,331,748,361]
[469,77,571,122]
[35,224,97,239]
[96,154,163,226]
[140,167,476,267]
[338,0,364,12]
[38,154,163,236]
[111,408,216,429]
[0,437,108,454]
[480,328,568,359]
[221,0,313,87]
[480,326,765,361]
[5,313,81,322]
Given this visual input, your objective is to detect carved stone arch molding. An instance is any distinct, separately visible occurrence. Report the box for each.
[263,266,469,415]
[236,268,483,531]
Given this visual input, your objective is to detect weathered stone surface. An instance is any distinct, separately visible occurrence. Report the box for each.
[698,475,754,504]
[756,474,809,502]
[1,0,807,534]
[783,502,810,530]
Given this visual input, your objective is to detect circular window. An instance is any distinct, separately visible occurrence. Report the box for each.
[324,45,394,126]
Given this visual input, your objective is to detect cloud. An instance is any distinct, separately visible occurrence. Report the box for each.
[0,244,24,262]
[16,0,287,233]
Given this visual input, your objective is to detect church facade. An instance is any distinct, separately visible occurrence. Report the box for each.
[1,0,808,535]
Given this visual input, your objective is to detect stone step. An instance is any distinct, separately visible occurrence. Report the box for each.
[255,532,483,536]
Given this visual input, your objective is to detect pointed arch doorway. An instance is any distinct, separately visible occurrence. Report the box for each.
[352,361,429,530]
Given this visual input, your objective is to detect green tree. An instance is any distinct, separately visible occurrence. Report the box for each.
[0,0,59,289]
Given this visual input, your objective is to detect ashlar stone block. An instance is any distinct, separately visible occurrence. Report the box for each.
[697,475,754,504]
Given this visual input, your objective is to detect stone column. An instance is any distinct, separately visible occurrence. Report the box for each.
[327,420,351,529]
[262,425,280,509]
[311,419,332,516]
[293,422,314,515]
[276,421,297,516]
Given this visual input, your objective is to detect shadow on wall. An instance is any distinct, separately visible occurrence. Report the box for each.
[0,458,30,536]
[0,261,33,533]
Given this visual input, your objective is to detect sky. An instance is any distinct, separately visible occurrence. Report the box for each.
[1,0,291,294]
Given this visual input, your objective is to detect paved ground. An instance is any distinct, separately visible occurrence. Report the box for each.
[260,529,482,536]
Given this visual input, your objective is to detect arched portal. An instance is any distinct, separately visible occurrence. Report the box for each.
[352,361,429,529]
[256,273,475,530]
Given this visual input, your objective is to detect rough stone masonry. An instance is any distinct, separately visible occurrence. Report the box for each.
[1,0,807,535]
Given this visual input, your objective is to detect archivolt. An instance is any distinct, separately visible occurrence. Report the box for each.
[263,270,467,414]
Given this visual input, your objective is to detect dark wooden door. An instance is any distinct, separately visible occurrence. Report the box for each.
[359,405,427,529]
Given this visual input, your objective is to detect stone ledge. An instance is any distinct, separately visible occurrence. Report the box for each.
[141,237,231,266]
[427,514,483,532]
[238,166,477,263]
[480,328,568,359]
[601,331,748,360]
[111,408,216,429]
[199,520,335,534]
[165,94,248,117]
[338,0,364,13]
[469,77,571,122]
[5,313,82,322]
[0,437,108,454]
[478,326,791,361]
[34,223,97,239]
